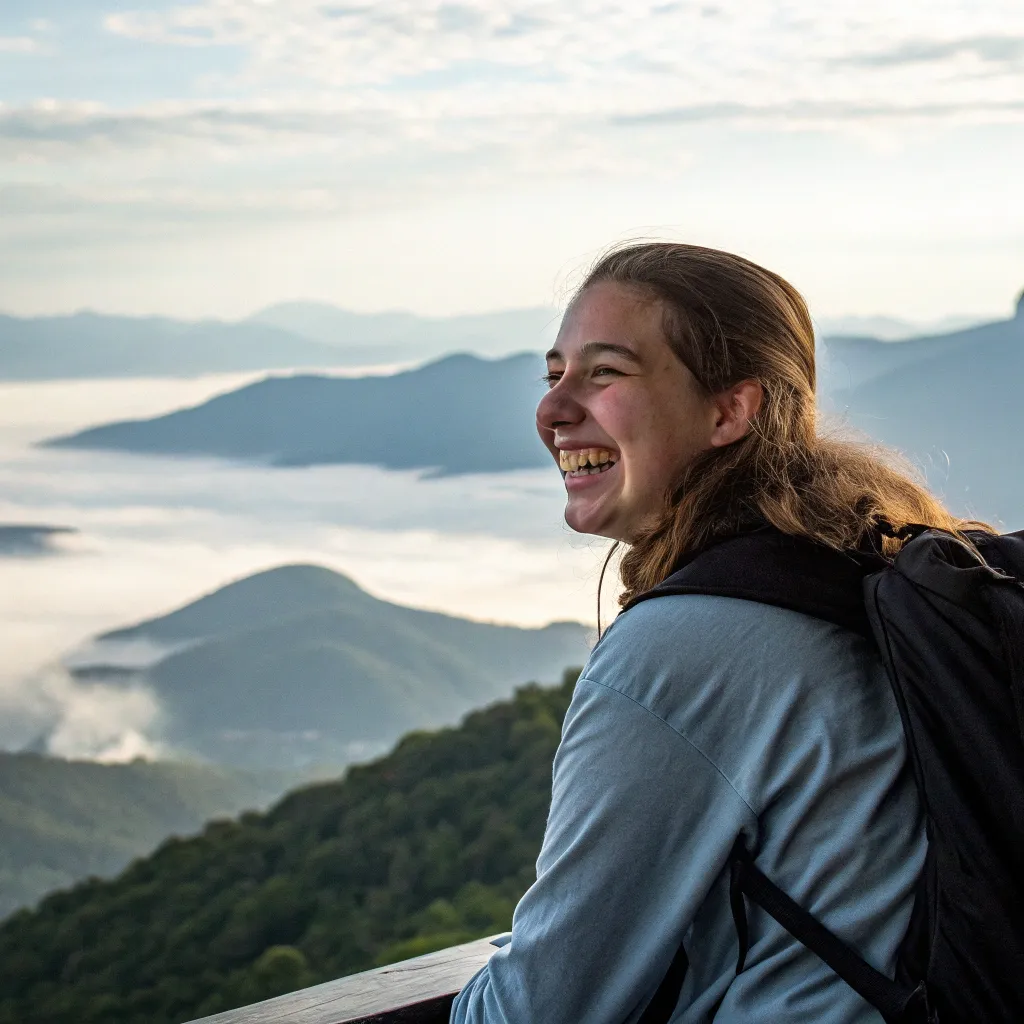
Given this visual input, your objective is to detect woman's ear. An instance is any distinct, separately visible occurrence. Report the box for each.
[709,380,763,448]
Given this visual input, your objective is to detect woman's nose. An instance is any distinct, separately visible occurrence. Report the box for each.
[536,376,585,436]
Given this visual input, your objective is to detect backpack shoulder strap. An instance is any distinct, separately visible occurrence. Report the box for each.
[730,841,931,1023]
[625,526,883,638]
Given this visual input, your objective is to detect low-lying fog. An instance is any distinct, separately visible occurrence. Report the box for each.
[1,372,610,761]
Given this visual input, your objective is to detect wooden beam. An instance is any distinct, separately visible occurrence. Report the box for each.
[184,935,505,1024]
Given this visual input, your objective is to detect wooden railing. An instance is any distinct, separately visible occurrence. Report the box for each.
[185,935,506,1024]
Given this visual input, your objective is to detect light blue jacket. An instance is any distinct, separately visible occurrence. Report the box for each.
[451,595,926,1023]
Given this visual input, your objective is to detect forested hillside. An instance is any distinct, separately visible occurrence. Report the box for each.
[0,670,580,1024]
[0,754,290,920]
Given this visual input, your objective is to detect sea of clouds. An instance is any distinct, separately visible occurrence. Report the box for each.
[0,371,609,761]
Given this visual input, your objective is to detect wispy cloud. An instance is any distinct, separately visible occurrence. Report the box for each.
[613,98,1024,128]
[8,0,1024,216]
[0,36,40,54]
[842,35,1024,69]
[4,2,1018,188]
[95,1,1024,114]
[3,0,1024,316]
[9,666,167,763]
[0,100,394,156]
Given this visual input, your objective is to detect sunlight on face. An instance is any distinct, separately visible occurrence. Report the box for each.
[536,281,716,543]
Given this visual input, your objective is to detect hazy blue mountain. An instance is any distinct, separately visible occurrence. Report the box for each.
[816,313,983,343]
[44,352,552,475]
[0,752,292,919]
[0,312,350,380]
[37,298,1024,520]
[0,525,74,557]
[825,293,1024,526]
[70,563,592,769]
[0,305,558,379]
[250,302,558,360]
[819,302,1023,394]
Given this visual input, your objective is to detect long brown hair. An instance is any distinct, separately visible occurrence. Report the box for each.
[573,242,992,607]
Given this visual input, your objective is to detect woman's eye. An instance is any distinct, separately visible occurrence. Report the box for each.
[541,372,562,387]
[593,366,622,378]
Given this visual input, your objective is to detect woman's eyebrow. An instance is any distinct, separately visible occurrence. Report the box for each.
[544,341,643,364]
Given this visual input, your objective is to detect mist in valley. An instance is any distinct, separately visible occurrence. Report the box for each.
[0,371,609,765]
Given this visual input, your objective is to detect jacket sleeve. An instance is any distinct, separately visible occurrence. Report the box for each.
[449,675,758,1024]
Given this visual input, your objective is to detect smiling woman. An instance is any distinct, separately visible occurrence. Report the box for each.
[451,241,995,1024]
[538,284,761,544]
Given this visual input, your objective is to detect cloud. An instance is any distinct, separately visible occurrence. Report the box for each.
[95,1,1024,106]
[843,35,1024,69]
[4,0,1024,318]
[613,98,1024,128]
[0,664,165,763]
[0,36,40,53]
[40,671,165,763]
[0,3,1021,215]
[4,2,1013,189]
[0,100,390,153]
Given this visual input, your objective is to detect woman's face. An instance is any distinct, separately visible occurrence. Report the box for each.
[537,280,719,542]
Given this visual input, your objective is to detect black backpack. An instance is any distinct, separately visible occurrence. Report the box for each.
[631,525,1024,1024]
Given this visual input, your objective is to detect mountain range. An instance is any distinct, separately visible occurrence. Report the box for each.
[1,299,994,382]
[65,563,591,769]
[43,295,1024,523]
[0,672,579,1024]
[0,752,291,920]
[44,352,552,475]
[251,302,558,360]
[0,313,344,379]
[0,305,558,380]
[821,292,1024,525]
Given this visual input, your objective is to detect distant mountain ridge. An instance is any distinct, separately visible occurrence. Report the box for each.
[814,313,985,342]
[30,294,1024,522]
[0,305,558,380]
[0,752,291,919]
[0,312,346,380]
[68,563,591,769]
[819,293,1024,394]
[250,302,558,359]
[818,294,1024,524]
[44,352,552,475]
[1,298,1005,381]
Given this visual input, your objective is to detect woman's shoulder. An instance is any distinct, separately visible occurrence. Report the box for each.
[589,591,874,698]
[580,593,895,813]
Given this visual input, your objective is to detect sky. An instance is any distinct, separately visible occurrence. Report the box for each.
[2,1,1024,321]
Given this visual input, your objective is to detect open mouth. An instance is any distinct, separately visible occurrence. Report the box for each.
[558,448,619,478]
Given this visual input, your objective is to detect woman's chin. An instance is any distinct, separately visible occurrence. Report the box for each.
[562,467,626,538]
[564,499,618,540]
